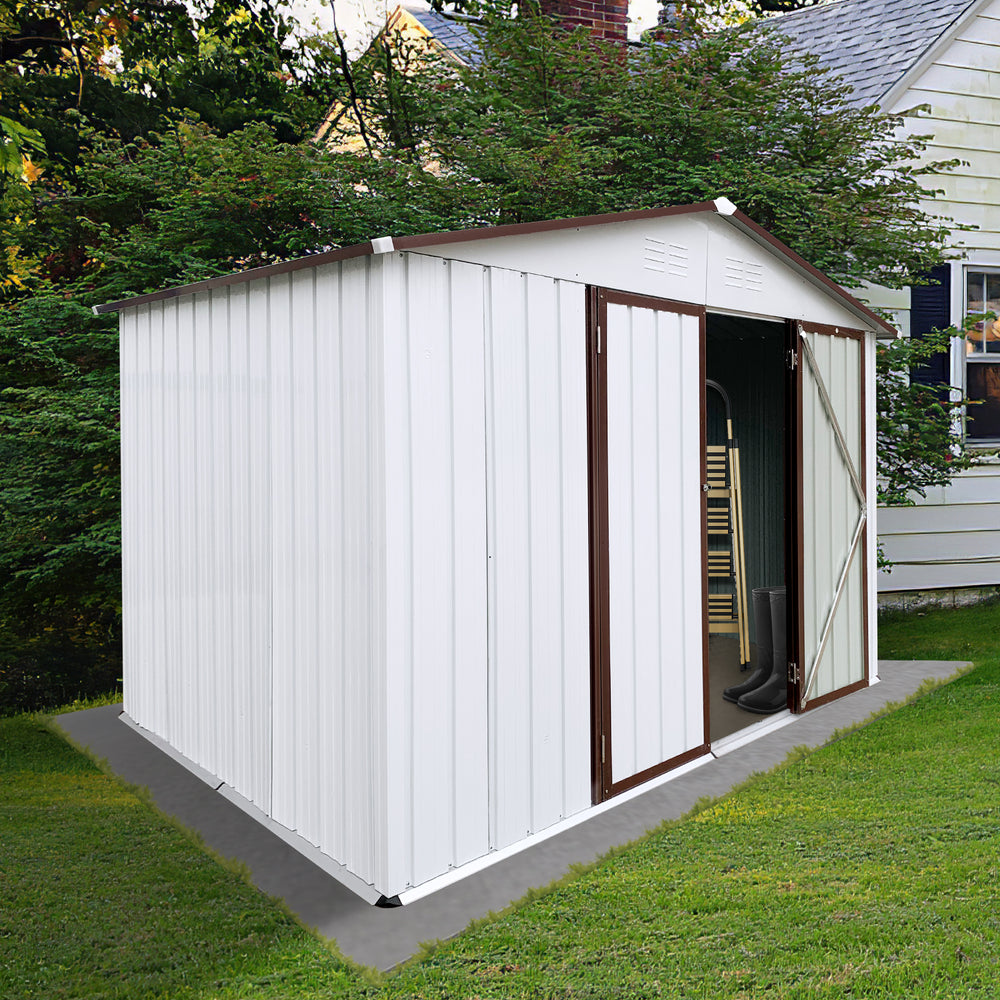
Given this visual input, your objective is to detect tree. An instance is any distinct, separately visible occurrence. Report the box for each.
[331,14,966,560]
[0,9,962,709]
[427,0,826,26]
[0,113,476,711]
[0,1,342,175]
[0,1,348,712]
[875,318,975,570]
[349,17,956,290]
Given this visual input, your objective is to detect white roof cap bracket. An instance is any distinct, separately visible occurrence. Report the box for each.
[713,197,738,216]
[371,236,395,254]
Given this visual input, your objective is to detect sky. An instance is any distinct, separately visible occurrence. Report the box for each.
[290,0,665,52]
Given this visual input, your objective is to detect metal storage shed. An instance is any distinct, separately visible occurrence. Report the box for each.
[98,199,892,904]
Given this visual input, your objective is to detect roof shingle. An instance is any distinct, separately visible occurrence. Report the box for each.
[407,5,480,65]
[761,0,981,108]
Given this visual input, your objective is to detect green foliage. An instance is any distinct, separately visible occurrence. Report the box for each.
[876,321,971,510]
[0,606,997,995]
[0,1,348,713]
[351,18,955,289]
[0,9,963,711]
[0,0,342,175]
[0,114,44,190]
[0,117,479,713]
[875,315,975,571]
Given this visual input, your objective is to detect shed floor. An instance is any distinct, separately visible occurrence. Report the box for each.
[54,659,969,973]
[708,635,773,742]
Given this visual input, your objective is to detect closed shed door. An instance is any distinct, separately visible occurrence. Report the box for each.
[589,289,708,802]
[793,323,869,709]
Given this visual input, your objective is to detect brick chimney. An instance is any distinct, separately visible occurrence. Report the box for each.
[539,0,629,43]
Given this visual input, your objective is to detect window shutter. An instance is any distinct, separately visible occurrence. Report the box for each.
[910,265,951,387]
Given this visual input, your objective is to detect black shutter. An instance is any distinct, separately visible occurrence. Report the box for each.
[910,264,951,387]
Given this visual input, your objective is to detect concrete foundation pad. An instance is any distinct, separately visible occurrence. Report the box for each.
[53,659,969,972]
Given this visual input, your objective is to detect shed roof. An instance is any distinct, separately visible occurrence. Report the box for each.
[93,200,895,334]
[760,0,981,108]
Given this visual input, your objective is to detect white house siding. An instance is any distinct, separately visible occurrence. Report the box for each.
[872,0,1000,593]
[879,464,1000,590]
[120,258,392,889]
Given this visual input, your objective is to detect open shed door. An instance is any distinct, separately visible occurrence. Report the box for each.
[589,288,708,803]
[791,322,869,710]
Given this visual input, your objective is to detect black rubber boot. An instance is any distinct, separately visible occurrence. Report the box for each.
[722,587,774,704]
[738,587,788,715]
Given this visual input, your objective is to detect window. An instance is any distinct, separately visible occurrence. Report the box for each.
[964,269,1000,441]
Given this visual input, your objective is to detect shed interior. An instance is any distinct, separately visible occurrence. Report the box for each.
[706,313,788,742]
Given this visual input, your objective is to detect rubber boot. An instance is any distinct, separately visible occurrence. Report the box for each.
[722,586,774,704]
[738,587,788,715]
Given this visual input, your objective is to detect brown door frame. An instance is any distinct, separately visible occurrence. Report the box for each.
[785,319,803,712]
[586,286,710,805]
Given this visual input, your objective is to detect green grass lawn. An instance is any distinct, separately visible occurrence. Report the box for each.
[2,604,999,999]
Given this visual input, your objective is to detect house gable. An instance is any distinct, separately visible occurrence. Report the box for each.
[762,0,982,110]
[884,0,1000,259]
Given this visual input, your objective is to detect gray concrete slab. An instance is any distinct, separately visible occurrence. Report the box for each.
[53,659,969,972]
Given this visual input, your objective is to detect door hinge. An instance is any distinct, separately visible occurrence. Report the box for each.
[601,734,606,764]
[786,349,798,371]
[788,661,799,685]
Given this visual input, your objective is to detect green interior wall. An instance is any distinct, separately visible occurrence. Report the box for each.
[706,315,786,644]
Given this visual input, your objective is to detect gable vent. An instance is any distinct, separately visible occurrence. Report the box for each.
[723,257,764,292]
[643,237,689,278]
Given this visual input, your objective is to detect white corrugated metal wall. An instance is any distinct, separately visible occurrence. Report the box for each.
[604,302,704,784]
[380,253,491,893]
[264,263,389,886]
[122,290,274,810]
[800,328,866,703]
[120,257,391,887]
[380,254,594,893]
[484,267,591,852]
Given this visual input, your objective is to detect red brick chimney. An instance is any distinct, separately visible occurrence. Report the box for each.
[539,0,629,43]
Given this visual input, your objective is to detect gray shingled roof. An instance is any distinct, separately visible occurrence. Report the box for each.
[760,0,980,108]
[407,5,481,65]
[397,1,980,108]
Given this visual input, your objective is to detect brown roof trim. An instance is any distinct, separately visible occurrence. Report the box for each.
[94,203,722,315]
[392,201,721,251]
[724,210,897,337]
[92,241,376,314]
[93,200,896,334]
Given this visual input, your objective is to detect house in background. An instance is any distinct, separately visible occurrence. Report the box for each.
[313,4,478,149]
[766,0,1000,607]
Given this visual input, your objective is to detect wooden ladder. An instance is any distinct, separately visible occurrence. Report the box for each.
[706,380,749,666]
